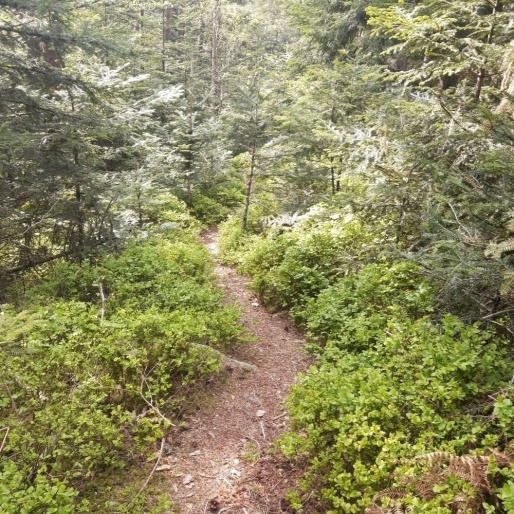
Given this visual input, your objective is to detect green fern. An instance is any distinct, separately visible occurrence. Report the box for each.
[499,270,514,298]
[485,238,514,259]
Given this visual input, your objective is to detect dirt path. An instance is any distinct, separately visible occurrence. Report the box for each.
[163,231,311,514]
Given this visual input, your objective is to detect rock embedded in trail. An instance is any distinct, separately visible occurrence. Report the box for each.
[182,474,193,485]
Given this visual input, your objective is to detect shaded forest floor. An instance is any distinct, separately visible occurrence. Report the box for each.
[162,230,311,513]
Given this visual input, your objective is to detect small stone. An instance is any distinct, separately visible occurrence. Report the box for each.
[182,474,193,485]
[189,450,201,457]
[256,410,266,418]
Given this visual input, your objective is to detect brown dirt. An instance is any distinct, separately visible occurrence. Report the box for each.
[161,230,311,514]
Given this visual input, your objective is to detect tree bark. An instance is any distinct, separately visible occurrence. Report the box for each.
[242,126,258,231]
[474,0,502,102]
[211,0,222,114]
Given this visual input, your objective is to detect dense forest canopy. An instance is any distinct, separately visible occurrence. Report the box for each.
[2,0,514,512]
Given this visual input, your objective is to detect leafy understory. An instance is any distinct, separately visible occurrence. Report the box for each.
[0,204,245,512]
[2,0,514,512]
[219,206,514,513]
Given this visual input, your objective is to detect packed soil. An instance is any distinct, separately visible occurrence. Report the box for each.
[162,230,311,513]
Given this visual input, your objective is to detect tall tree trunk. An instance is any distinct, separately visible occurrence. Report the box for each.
[329,101,337,195]
[135,6,145,32]
[182,116,195,206]
[242,107,259,231]
[74,148,85,263]
[330,155,336,195]
[137,187,144,229]
[395,168,413,245]
[474,0,502,101]
[242,143,256,231]
[162,3,172,71]
[211,0,222,114]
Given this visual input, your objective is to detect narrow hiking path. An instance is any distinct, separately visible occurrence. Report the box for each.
[164,230,311,513]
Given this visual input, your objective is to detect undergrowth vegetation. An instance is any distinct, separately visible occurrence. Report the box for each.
[1,200,244,512]
[219,205,514,514]
[181,170,246,227]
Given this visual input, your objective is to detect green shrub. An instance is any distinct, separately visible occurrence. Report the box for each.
[217,215,259,266]
[189,192,232,226]
[176,170,246,226]
[280,315,513,513]
[1,300,233,480]
[27,234,219,313]
[0,462,78,514]
[238,215,377,311]
[137,192,201,231]
[0,229,244,511]
[299,262,433,350]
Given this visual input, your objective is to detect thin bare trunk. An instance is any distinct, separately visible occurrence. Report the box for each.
[242,114,258,231]
[475,0,501,101]
[330,155,336,195]
[211,0,222,114]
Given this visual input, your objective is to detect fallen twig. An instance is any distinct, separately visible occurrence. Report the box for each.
[260,421,266,439]
[273,411,287,421]
[136,437,166,496]
[98,282,106,319]
[271,475,290,492]
[0,427,10,453]
[139,374,176,426]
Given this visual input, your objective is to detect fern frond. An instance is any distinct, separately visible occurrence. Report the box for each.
[414,451,453,465]
[489,447,514,467]
[505,211,514,233]
[485,237,514,259]
[374,448,513,512]
[366,489,409,514]
[444,455,490,493]
[452,493,481,514]
[499,270,514,297]
[461,171,482,190]
[414,471,442,500]
[373,488,407,502]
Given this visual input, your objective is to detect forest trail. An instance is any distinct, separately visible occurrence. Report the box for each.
[164,230,311,514]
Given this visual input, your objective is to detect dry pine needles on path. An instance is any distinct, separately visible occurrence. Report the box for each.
[161,230,311,514]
